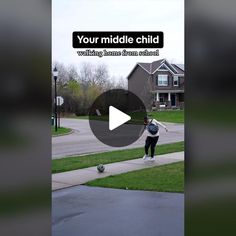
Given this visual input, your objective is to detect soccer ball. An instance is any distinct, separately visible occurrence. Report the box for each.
[97,164,105,173]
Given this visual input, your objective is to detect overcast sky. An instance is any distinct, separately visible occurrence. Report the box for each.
[52,0,184,79]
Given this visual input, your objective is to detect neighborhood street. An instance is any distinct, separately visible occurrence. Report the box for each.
[52,118,184,159]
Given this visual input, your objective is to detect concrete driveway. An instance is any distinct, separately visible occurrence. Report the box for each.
[52,118,184,159]
[52,186,184,236]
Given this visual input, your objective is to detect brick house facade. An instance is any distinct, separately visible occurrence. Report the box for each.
[127,59,184,110]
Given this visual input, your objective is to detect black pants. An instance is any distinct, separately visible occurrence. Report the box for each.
[145,136,159,158]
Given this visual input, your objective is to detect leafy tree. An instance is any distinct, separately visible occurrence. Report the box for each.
[52,61,127,115]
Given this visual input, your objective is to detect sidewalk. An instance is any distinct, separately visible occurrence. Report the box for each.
[52,151,184,191]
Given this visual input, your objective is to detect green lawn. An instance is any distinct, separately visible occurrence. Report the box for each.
[86,161,184,193]
[52,127,72,136]
[148,110,184,123]
[66,110,184,123]
[52,141,184,173]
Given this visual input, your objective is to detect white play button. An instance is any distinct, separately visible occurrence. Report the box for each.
[89,89,147,147]
[109,106,131,131]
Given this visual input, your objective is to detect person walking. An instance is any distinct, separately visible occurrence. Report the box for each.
[143,116,168,161]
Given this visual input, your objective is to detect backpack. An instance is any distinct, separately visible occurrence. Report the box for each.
[147,119,159,135]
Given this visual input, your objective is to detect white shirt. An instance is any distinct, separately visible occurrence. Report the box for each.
[145,119,167,137]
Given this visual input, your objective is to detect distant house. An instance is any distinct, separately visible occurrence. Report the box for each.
[127,59,184,110]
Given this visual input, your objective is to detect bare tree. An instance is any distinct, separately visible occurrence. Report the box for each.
[52,61,129,115]
[114,76,128,89]
[79,62,94,86]
[67,64,80,81]
[94,64,109,88]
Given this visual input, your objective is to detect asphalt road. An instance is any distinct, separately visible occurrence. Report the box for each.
[52,118,184,159]
[52,186,184,236]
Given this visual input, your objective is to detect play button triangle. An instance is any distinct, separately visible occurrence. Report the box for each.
[109,106,131,131]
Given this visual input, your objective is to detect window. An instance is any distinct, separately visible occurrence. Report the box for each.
[157,75,168,86]
[173,76,179,86]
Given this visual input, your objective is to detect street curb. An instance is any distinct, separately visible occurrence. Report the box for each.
[52,129,74,137]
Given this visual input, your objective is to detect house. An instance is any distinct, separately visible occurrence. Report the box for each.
[127,59,184,110]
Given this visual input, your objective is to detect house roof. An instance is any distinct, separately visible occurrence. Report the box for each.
[127,59,184,78]
[139,59,164,74]
[172,64,184,74]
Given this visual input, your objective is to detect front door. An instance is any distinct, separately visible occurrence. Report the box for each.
[171,94,176,106]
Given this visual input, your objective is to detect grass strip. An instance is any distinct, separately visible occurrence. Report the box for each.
[52,127,72,136]
[52,141,184,173]
[86,161,184,193]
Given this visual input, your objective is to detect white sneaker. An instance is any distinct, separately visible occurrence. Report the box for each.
[149,157,156,161]
[143,154,148,160]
